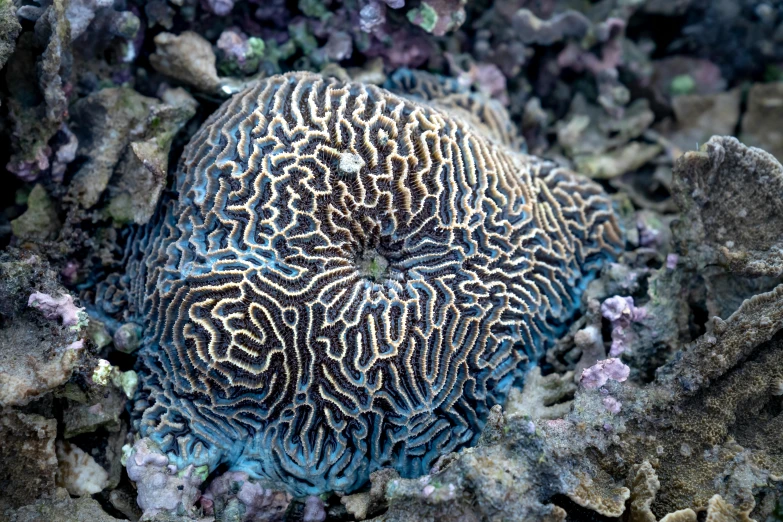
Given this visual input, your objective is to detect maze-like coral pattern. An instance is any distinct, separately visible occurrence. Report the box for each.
[127,72,622,495]
[384,68,525,152]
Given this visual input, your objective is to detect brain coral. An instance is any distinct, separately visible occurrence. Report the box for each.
[126,71,622,496]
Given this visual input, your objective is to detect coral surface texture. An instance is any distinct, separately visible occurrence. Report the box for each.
[126,71,622,495]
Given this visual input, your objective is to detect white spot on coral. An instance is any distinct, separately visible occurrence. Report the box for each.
[339,152,365,174]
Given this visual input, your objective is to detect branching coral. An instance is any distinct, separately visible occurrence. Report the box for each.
[121,71,622,501]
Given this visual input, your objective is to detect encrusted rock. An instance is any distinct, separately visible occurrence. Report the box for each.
[0,410,58,512]
[67,88,159,209]
[0,1,20,72]
[125,438,206,518]
[11,184,61,242]
[0,255,87,406]
[61,379,125,438]
[6,489,123,522]
[4,0,71,181]
[672,136,783,277]
[200,471,291,521]
[150,31,221,93]
[107,97,197,225]
[376,280,783,521]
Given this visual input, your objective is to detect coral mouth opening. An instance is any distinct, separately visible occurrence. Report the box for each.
[356,248,390,282]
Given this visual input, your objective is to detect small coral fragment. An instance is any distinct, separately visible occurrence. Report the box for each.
[303,496,327,522]
[56,441,109,497]
[406,0,467,36]
[580,358,630,389]
[601,295,646,356]
[505,367,576,420]
[628,461,660,522]
[150,31,221,92]
[659,510,697,522]
[567,470,630,517]
[112,323,142,354]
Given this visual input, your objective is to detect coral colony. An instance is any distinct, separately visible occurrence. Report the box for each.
[124,71,621,500]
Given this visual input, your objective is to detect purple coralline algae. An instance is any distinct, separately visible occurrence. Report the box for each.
[601,295,647,356]
[580,358,631,389]
[27,292,86,328]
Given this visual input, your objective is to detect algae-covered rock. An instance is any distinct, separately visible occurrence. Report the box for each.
[67,88,157,209]
[672,136,783,276]
[6,489,123,522]
[67,86,195,221]
[0,254,87,406]
[61,381,125,438]
[0,0,21,72]
[4,0,71,181]
[10,184,60,241]
[107,96,196,225]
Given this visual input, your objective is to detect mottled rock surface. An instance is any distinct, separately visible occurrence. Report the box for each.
[0,255,86,407]
[0,410,58,513]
